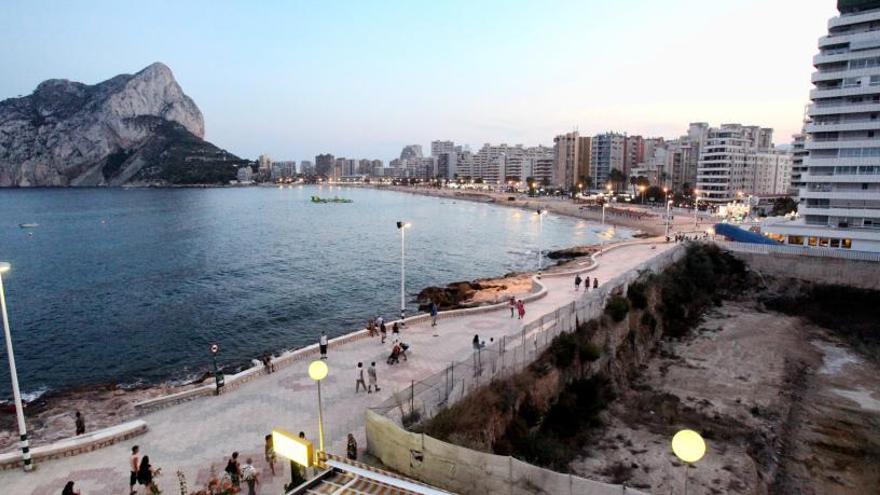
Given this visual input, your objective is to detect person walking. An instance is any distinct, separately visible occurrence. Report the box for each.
[347,433,358,460]
[367,362,380,393]
[355,362,367,393]
[380,321,387,343]
[584,275,591,291]
[593,278,598,289]
[75,411,85,435]
[517,300,525,320]
[319,332,328,360]
[430,302,438,327]
[241,457,259,495]
[264,434,276,476]
[129,445,140,495]
[367,318,375,338]
[62,481,81,495]
[574,274,582,291]
[137,455,159,494]
[225,451,242,488]
[391,322,400,339]
[508,296,516,318]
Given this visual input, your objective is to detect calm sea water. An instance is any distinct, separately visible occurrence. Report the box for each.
[0,186,628,400]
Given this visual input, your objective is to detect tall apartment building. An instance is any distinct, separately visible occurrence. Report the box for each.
[315,154,334,177]
[590,132,626,189]
[696,124,781,203]
[300,160,314,176]
[789,133,809,194]
[258,154,272,172]
[553,132,580,189]
[431,140,457,179]
[400,145,423,161]
[577,136,592,185]
[623,135,644,176]
[764,0,880,251]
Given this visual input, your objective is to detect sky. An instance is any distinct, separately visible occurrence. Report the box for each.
[2,0,839,162]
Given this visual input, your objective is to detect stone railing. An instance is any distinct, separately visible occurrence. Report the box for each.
[0,420,147,471]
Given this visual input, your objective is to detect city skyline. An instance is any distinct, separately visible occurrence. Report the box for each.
[1,0,837,162]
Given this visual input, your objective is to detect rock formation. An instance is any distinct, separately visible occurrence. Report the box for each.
[0,62,246,186]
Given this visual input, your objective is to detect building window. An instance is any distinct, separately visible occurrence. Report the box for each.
[842,239,852,249]
[819,238,830,247]
[788,235,804,245]
[808,236,818,246]
[830,238,841,248]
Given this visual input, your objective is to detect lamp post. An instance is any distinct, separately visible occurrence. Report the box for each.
[396,221,411,324]
[308,360,329,455]
[210,343,223,395]
[602,203,608,226]
[693,189,700,229]
[672,429,706,495]
[666,200,673,238]
[535,209,546,277]
[663,187,669,204]
[0,262,33,472]
[639,185,646,204]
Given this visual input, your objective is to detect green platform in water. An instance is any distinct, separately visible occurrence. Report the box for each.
[311,196,353,204]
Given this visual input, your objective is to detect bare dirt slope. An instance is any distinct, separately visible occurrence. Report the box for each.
[571,298,880,494]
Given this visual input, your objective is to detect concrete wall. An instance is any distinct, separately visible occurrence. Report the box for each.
[730,251,880,290]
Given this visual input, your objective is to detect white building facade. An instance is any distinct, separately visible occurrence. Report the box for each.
[764,0,880,252]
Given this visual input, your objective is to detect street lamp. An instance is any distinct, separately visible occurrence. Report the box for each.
[0,262,33,472]
[535,209,546,277]
[639,185,646,204]
[396,221,411,324]
[693,189,700,228]
[308,360,329,455]
[606,183,613,195]
[672,429,706,495]
[602,203,608,226]
[666,200,673,238]
[663,187,669,203]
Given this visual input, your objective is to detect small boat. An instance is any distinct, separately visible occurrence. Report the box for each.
[311,196,353,204]
[18,223,38,228]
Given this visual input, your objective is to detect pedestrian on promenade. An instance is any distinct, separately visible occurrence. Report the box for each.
[137,455,160,493]
[356,362,367,393]
[367,318,375,337]
[265,434,276,476]
[517,300,525,320]
[262,353,275,373]
[74,410,85,435]
[392,322,400,339]
[319,332,328,360]
[472,334,481,351]
[380,321,387,343]
[367,362,380,393]
[574,274,582,291]
[129,445,140,495]
[430,302,438,327]
[508,296,516,318]
[347,433,358,460]
[62,481,81,495]
[242,457,259,495]
[584,276,590,291]
[593,278,599,289]
[376,315,384,328]
[225,451,242,488]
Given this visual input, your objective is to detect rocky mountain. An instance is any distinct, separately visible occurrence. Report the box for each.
[0,62,247,186]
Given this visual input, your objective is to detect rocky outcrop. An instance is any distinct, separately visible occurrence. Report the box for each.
[0,62,246,186]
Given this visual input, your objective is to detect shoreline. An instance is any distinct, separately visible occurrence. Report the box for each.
[352,184,664,236]
[0,239,605,453]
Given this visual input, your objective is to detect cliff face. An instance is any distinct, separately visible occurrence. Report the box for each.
[0,62,244,186]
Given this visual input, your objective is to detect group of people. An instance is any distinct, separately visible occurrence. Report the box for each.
[507,296,526,319]
[223,451,260,495]
[355,361,382,393]
[128,445,160,495]
[365,315,402,344]
[573,274,599,291]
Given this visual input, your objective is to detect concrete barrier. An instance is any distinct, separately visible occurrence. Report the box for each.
[0,420,147,471]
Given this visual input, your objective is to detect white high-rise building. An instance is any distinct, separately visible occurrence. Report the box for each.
[696,124,775,204]
[764,0,880,251]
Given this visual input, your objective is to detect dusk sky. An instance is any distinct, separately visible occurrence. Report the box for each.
[2,0,839,162]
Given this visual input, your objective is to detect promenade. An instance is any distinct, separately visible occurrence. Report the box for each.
[5,241,673,495]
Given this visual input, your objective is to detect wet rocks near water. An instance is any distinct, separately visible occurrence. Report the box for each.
[417,273,533,310]
[546,245,599,260]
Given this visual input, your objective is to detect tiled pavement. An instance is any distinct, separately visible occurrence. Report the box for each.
[4,242,672,494]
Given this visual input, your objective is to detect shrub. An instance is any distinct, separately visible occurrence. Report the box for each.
[605,295,630,322]
[640,312,657,332]
[579,342,602,362]
[627,281,649,309]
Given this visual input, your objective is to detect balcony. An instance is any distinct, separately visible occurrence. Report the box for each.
[809,102,880,116]
[818,30,880,49]
[810,85,880,99]
[828,9,880,30]
[805,121,880,133]
[806,139,880,150]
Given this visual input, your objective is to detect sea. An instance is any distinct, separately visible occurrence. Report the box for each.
[0,186,630,401]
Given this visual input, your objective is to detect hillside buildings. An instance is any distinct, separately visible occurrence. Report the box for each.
[764,0,880,251]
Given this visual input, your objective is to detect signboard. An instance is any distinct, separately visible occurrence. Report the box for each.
[273,429,314,467]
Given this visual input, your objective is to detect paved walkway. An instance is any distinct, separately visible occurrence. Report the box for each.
[3,242,673,494]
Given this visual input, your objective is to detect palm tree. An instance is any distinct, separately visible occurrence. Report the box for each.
[608,169,627,194]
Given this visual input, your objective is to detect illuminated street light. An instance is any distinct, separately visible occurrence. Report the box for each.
[396,221,411,324]
[0,262,33,472]
[672,429,706,495]
[308,360,329,454]
[535,209,547,277]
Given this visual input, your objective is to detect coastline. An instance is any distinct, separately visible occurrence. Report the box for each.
[352,184,664,236]
[0,239,605,454]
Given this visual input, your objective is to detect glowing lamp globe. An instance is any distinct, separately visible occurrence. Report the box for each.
[0,262,10,273]
[308,360,328,381]
[672,429,706,463]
